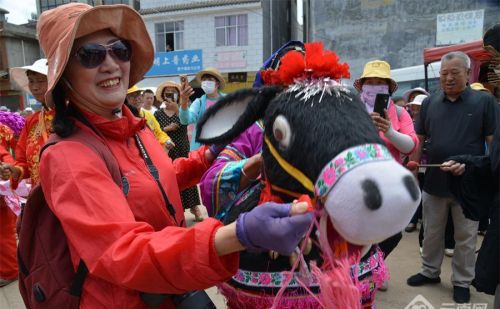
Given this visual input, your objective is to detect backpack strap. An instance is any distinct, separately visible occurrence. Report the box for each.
[44,128,123,189]
[69,260,88,297]
[37,121,125,300]
[395,104,402,121]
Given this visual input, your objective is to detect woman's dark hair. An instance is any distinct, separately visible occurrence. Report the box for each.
[52,82,76,137]
[53,82,127,137]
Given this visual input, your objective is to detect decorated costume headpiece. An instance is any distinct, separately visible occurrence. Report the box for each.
[260,42,351,102]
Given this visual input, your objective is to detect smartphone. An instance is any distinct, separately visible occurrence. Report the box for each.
[373,93,390,118]
[180,75,187,84]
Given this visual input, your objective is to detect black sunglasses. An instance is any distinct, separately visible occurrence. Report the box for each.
[74,40,132,69]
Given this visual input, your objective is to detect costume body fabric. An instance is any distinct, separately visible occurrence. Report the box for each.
[0,124,15,152]
[0,143,17,281]
[39,106,239,308]
[200,125,384,308]
[179,92,225,150]
[12,109,53,188]
[155,108,200,209]
[200,122,263,218]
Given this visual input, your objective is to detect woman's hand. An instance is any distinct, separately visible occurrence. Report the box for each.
[242,154,263,180]
[239,154,263,190]
[441,160,465,176]
[1,164,21,181]
[214,201,313,256]
[234,201,313,255]
[179,82,194,110]
[370,109,392,133]
[165,140,175,150]
[163,123,180,132]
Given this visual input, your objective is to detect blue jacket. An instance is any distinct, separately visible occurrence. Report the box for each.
[179,92,225,150]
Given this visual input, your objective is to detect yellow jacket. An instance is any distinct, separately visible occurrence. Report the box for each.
[140,109,171,146]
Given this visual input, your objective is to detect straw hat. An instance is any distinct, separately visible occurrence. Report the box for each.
[37,3,154,106]
[407,94,428,106]
[353,60,398,94]
[155,81,182,102]
[195,67,225,90]
[402,87,429,103]
[9,58,48,94]
[470,83,491,93]
[127,85,142,95]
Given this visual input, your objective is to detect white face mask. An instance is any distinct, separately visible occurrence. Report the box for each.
[201,80,216,94]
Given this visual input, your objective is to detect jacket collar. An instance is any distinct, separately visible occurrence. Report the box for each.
[77,104,146,141]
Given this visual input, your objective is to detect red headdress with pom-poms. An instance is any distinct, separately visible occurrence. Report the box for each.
[260,42,350,87]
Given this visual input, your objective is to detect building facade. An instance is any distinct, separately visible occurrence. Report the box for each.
[36,0,138,14]
[305,0,500,91]
[0,9,40,111]
[139,0,296,92]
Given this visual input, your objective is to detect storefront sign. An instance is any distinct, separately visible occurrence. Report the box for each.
[436,10,484,46]
[145,49,203,77]
[228,72,248,83]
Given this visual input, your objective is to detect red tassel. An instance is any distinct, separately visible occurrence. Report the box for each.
[278,51,306,85]
[261,41,350,86]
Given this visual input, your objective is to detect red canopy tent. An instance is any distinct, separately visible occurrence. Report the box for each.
[422,40,493,90]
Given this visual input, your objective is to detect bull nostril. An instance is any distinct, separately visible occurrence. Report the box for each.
[362,179,382,210]
[403,175,420,202]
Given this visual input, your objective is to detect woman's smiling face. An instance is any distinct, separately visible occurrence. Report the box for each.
[64,29,131,118]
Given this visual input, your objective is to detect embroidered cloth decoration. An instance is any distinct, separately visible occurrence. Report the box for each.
[315,143,392,197]
[232,269,320,288]
[0,179,31,216]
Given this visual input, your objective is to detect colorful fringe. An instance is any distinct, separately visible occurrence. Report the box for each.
[218,283,323,309]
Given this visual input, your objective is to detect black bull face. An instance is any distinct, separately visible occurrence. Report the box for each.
[196,86,420,249]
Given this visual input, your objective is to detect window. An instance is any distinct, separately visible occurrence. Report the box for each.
[39,0,71,12]
[155,21,184,52]
[215,14,248,46]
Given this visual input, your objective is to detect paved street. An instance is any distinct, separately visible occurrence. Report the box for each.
[1,207,495,308]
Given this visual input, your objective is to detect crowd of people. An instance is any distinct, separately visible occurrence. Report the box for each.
[0,2,498,309]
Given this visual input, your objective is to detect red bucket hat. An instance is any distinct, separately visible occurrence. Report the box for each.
[37,3,154,106]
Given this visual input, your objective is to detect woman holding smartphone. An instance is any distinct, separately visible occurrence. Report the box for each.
[155,81,204,221]
[353,60,418,164]
[354,60,419,291]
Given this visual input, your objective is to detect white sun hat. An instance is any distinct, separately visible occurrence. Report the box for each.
[10,58,48,93]
[402,87,429,103]
[407,94,428,106]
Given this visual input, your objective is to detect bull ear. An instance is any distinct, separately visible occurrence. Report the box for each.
[196,86,281,145]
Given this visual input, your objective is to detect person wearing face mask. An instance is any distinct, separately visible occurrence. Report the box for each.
[353,60,419,291]
[354,60,418,164]
[179,68,226,150]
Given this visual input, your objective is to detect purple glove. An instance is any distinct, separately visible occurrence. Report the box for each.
[236,202,314,255]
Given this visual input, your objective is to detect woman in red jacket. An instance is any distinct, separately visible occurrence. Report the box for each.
[34,3,313,308]
[0,142,16,287]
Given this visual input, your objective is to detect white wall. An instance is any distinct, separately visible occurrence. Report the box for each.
[141,0,199,10]
[142,2,263,74]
